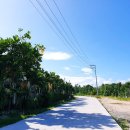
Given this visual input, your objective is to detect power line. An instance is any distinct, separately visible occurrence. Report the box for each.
[28,0,65,43]
[52,0,90,63]
[44,0,84,59]
[34,0,87,65]
[29,0,80,59]
[29,0,85,65]
[29,0,89,65]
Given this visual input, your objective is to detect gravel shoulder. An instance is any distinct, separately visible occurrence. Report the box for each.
[99,97,130,129]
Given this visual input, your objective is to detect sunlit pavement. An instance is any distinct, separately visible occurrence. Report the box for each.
[1,96,122,130]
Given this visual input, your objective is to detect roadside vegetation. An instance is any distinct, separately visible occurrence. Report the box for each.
[0,99,73,127]
[115,118,129,130]
[0,30,74,127]
[109,96,130,101]
[74,82,130,99]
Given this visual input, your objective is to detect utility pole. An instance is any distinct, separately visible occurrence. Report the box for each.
[90,65,98,96]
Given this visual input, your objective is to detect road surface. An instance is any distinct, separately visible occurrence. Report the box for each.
[1,96,122,130]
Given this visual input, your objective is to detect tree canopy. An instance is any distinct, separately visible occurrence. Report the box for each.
[0,31,74,113]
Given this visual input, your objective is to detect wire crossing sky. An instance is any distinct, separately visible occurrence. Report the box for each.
[0,0,130,86]
[32,0,89,65]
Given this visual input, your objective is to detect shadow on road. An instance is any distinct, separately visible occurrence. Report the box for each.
[25,110,117,129]
[1,97,118,130]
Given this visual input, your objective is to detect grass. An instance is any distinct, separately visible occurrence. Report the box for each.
[0,107,50,128]
[115,118,129,130]
[0,113,34,128]
[0,98,75,128]
[109,96,130,101]
[94,95,130,101]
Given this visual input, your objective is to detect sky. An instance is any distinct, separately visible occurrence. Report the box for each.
[0,0,130,86]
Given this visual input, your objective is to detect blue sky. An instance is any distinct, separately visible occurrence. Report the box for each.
[0,0,130,86]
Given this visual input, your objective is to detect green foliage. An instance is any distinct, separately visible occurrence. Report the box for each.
[115,118,129,130]
[99,82,130,98]
[0,30,74,116]
[74,84,96,95]
[74,82,130,98]
[0,98,75,128]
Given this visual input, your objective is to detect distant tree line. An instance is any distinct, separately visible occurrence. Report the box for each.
[99,82,130,97]
[0,31,74,114]
[74,84,96,95]
[74,82,130,98]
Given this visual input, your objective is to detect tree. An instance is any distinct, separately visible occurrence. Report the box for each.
[0,31,45,112]
[0,30,74,113]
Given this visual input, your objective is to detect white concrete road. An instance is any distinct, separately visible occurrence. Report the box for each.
[1,96,122,130]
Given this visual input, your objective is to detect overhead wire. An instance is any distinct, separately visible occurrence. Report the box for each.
[43,0,84,58]
[29,0,90,65]
[28,0,66,43]
[35,0,88,65]
[52,0,90,63]
[29,0,79,58]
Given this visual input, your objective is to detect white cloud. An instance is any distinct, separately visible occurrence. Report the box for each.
[60,73,130,87]
[81,67,92,75]
[43,51,72,60]
[64,67,70,70]
[60,75,113,87]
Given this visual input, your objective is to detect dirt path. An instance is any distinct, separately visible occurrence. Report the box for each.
[99,97,130,129]
[1,96,122,130]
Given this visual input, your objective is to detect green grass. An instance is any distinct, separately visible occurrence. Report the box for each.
[0,108,48,128]
[0,113,34,128]
[0,98,75,128]
[109,96,130,101]
[94,95,130,101]
[115,118,129,130]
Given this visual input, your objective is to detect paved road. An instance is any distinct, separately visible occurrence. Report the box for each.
[1,96,122,130]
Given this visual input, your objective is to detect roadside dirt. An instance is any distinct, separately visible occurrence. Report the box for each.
[99,97,130,129]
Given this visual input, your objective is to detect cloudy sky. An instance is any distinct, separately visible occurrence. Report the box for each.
[0,0,130,86]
